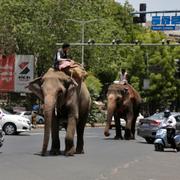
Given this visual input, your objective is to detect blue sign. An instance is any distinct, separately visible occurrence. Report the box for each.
[152,16,160,25]
[151,26,176,31]
[171,16,180,24]
[162,16,171,25]
[151,15,180,31]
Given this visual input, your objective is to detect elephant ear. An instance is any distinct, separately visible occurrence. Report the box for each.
[26,77,43,101]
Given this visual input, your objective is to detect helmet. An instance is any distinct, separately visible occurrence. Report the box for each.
[164,109,171,118]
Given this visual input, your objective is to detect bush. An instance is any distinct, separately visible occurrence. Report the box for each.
[85,73,105,125]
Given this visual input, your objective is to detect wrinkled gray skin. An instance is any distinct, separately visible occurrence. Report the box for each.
[104,83,141,140]
[28,69,91,156]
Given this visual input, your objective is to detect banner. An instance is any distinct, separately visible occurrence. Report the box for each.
[0,55,15,92]
[14,55,34,92]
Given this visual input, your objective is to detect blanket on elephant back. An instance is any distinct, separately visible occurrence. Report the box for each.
[59,60,87,81]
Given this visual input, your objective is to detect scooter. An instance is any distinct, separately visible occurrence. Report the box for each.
[0,125,4,148]
[154,125,180,152]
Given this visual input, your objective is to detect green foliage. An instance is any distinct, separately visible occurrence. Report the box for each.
[0,0,180,112]
[85,73,102,99]
[87,102,106,126]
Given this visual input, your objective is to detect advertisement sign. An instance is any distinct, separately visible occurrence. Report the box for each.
[14,55,34,93]
[0,55,15,92]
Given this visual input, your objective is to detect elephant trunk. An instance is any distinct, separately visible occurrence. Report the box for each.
[104,94,116,137]
[41,95,56,156]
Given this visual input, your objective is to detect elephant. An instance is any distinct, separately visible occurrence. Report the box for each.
[27,68,91,156]
[104,82,141,140]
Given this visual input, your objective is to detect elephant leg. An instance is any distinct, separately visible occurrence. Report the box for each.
[124,113,133,140]
[76,119,86,154]
[131,106,140,140]
[114,114,123,140]
[50,114,60,155]
[65,117,76,156]
[131,119,136,140]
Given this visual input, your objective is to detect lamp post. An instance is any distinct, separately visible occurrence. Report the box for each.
[66,19,97,67]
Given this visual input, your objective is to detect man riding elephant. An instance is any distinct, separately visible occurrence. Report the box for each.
[104,82,141,140]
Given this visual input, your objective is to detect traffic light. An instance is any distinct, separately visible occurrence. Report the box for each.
[133,3,146,23]
[175,59,180,78]
[140,3,146,23]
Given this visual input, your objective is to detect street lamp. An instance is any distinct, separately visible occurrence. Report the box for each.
[66,19,97,67]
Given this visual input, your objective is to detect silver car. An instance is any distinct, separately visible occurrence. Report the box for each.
[137,112,180,143]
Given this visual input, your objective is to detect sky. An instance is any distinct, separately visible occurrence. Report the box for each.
[117,0,180,12]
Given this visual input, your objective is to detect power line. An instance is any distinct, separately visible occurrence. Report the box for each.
[56,42,180,47]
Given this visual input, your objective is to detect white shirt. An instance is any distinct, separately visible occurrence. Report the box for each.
[161,115,177,129]
[119,71,128,82]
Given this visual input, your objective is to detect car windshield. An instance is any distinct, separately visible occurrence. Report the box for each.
[0,108,12,115]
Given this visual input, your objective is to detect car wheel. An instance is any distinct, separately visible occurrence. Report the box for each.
[145,137,155,144]
[3,123,16,135]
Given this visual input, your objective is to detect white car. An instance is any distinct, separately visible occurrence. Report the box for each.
[16,111,44,124]
[0,108,31,135]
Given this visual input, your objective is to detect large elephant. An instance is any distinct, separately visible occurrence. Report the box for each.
[28,68,91,156]
[104,83,141,140]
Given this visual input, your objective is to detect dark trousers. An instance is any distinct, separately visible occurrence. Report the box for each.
[167,128,176,148]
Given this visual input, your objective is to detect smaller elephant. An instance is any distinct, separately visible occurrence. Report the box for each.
[104,83,141,140]
[28,68,91,156]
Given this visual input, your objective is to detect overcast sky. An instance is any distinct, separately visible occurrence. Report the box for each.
[117,0,180,11]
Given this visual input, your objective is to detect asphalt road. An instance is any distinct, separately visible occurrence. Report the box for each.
[0,127,180,180]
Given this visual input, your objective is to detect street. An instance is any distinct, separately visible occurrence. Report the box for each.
[0,127,180,180]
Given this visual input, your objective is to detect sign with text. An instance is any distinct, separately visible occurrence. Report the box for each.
[14,55,34,93]
[151,16,180,31]
[0,54,34,93]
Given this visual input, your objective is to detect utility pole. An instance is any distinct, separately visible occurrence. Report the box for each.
[66,19,97,67]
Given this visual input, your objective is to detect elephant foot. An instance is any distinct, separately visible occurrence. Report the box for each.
[124,129,131,140]
[104,131,110,137]
[40,151,48,156]
[49,149,61,156]
[114,135,123,140]
[65,146,76,156]
[75,148,84,154]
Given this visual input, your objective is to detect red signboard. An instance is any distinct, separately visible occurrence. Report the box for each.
[0,55,15,92]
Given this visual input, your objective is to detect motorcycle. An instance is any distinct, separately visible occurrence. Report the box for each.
[154,125,180,152]
[0,125,4,148]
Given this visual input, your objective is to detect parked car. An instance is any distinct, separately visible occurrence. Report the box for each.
[16,111,45,124]
[137,112,180,144]
[0,108,31,135]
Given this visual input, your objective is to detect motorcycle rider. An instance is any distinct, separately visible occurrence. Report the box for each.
[161,109,177,148]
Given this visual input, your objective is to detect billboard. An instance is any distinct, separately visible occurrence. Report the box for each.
[0,55,34,93]
[14,55,34,93]
[0,55,15,92]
